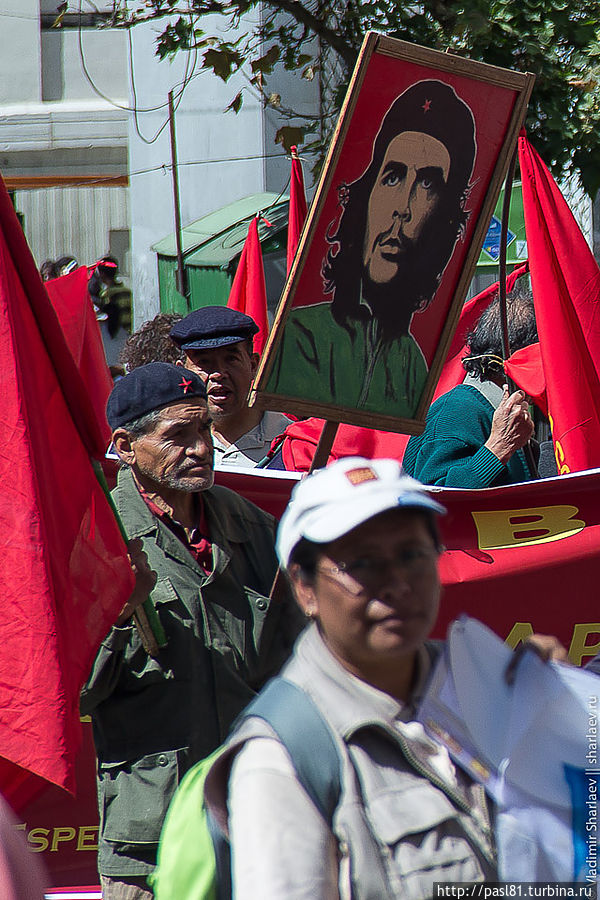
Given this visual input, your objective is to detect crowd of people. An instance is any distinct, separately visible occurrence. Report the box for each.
[29,253,576,900]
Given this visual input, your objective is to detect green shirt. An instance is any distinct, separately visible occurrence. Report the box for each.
[403,382,533,487]
[266,303,428,418]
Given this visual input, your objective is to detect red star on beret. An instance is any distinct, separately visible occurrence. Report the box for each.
[179,377,193,394]
[422,99,432,112]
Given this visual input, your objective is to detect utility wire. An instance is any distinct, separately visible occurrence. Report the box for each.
[76,0,198,118]
[8,153,295,191]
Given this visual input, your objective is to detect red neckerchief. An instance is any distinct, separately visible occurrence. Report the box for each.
[139,489,213,573]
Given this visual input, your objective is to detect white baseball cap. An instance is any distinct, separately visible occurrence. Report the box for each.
[276,457,446,568]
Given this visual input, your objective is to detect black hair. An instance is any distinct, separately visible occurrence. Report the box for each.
[40,259,57,281]
[463,281,538,381]
[288,509,443,585]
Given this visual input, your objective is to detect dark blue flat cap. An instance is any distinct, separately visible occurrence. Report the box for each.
[107,361,207,430]
[169,306,259,351]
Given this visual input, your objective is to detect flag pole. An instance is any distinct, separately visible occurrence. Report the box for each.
[498,147,539,478]
[93,461,166,657]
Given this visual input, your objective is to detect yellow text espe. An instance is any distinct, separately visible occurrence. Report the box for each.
[15,823,98,853]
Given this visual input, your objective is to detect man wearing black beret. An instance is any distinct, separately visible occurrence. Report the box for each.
[81,362,301,899]
[169,306,291,468]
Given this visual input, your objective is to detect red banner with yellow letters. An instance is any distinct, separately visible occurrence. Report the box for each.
[17,468,600,887]
[217,467,600,665]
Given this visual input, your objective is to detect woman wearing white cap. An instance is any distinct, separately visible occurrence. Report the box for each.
[204,457,504,898]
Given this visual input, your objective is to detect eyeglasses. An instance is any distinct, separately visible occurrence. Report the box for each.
[316,545,441,596]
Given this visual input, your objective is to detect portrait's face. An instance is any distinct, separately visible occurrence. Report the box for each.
[363,131,451,288]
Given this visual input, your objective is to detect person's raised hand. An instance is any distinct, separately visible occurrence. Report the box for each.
[115,538,157,626]
[485,385,534,465]
[505,633,570,685]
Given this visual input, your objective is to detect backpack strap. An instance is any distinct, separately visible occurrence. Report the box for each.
[207,807,231,900]
[204,677,343,900]
[238,677,343,823]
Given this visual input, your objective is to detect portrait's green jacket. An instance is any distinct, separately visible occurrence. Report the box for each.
[266,302,427,417]
[80,467,300,877]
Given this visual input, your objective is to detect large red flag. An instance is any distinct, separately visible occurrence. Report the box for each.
[45,266,113,449]
[286,146,308,275]
[227,216,269,355]
[0,179,134,795]
[519,134,600,473]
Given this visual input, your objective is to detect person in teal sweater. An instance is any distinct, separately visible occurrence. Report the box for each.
[403,285,538,487]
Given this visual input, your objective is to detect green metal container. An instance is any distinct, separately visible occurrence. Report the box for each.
[152,193,289,317]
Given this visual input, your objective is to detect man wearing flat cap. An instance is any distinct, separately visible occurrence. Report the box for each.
[81,362,300,899]
[170,306,291,468]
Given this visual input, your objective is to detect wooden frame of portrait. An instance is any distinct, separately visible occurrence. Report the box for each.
[251,32,535,434]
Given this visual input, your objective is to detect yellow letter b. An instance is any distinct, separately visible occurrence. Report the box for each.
[472,505,585,550]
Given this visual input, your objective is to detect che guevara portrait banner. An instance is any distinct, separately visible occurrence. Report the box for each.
[251,32,535,433]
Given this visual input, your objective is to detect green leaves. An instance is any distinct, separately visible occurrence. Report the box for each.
[251,45,281,75]
[226,91,244,113]
[275,126,305,152]
[203,46,244,81]
[109,0,600,195]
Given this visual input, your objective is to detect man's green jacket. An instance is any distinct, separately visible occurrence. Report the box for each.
[80,468,300,877]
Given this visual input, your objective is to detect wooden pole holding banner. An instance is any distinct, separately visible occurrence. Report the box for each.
[307,420,339,473]
[498,147,539,478]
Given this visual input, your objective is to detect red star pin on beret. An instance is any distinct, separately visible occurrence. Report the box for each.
[422,99,432,112]
[179,377,193,394]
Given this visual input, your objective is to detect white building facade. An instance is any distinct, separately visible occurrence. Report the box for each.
[0,1,320,324]
[0,1,130,273]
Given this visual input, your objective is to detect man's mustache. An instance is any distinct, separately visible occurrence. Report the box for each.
[373,222,414,253]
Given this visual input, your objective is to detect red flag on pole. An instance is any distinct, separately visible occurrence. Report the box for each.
[0,179,134,794]
[45,266,113,449]
[287,146,307,275]
[519,134,600,473]
[227,215,269,355]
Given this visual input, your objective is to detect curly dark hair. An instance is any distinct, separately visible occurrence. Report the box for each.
[462,282,538,381]
[120,313,185,371]
[322,80,476,341]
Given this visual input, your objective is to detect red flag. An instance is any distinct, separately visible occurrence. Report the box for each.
[504,342,546,414]
[45,266,113,449]
[228,216,269,354]
[287,146,308,275]
[0,178,134,794]
[519,135,600,473]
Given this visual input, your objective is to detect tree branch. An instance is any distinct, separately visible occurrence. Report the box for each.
[262,0,357,68]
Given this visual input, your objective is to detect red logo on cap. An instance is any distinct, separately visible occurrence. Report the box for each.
[179,377,193,394]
